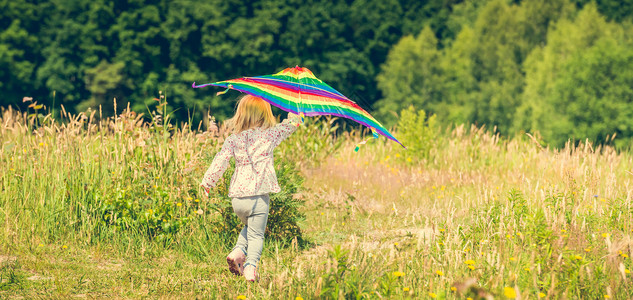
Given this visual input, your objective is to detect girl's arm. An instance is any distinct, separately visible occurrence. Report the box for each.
[200,137,234,195]
[269,113,301,147]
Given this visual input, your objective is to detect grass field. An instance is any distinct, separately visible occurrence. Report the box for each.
[1,104,632,299]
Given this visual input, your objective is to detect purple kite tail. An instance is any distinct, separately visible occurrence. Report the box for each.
[192,82,216,88]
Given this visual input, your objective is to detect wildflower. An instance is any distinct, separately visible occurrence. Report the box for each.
[451,287,457,292]
[503,287,517,298]
[604,295,610,299]
[295,297,303,300]
[320,212,324,215]
[468,265,475,270]
[435,270,443,276]
[574,255,582,260]
[38,244,43,247]
[406,157,412,162]
[395,153,400,158]
[506,234,512,239]
[625,269,630,274]
[187,197,193,201]
[561,229,567,233]
[394,242,399,246]
[403,287,410,292]
[385,155,390,160]
[439,228,445,232]
[539,292,546,298]
[510,257,516,261]
[465,259,475,265]
[623,254,629,258]
[237,295,246,300]
[62,245,68,249]
[392,271,405,277]
[524,268,530,272]
[429,292,437,298]
[438,242,444,246]
[148,209,153,214]
[585,248,591,252]
[153,185,157,189]
[467,298,473,300]
[194,199,200,203]
[602,233,609,238]
[177,202,182,207]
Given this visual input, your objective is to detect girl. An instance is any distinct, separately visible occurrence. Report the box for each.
[200,94,300,281]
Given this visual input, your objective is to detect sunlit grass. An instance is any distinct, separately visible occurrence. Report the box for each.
[1,105,632,298]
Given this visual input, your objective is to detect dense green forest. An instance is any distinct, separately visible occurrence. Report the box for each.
[1,0,633,147]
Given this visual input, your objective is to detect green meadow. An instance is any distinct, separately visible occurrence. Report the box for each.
[1,104,631,299]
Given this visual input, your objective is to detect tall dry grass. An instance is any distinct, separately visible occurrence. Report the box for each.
[1,104,632,298]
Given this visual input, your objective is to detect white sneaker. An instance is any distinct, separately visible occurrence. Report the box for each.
[226,249,246,276]
[243,264,258,282]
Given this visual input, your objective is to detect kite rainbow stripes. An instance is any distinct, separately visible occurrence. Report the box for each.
[193,66,404,149]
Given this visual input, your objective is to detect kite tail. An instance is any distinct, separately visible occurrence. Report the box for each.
[354,129,379,152]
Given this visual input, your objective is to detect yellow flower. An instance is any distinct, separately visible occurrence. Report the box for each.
[450,287,457,292]
[561,229,567,233]
[585,248,591,252]
[468,265,475,270]
[438,242,444,246]
[320,212,324,215]
[148,209,153,214]
[510,257,516,261]
[38,244,43,247]
[622,254,629,258]
[385,155,390,160]
[395,153,400,158]
[539,292,546,298]
[503,287,517,298]
[524,268,530,272]
[394,242,399,246]
[406,157,412,162]
[176,202,182,207]
[153,185,157,189]
[428,292,437,298]
[62,245,68,249]
[187,197,193,201]
[194,199,200,203]
[392,271,405,277]
[467,298,473,300]
[602,233,609,238]
[403,287,410,292]
[435,270,443,276]
[295,297,303,300]
[465,259,475,265]
[39,142,44,146]
[574,255,583,260]
[625,269,630,274]
[237,295,246,300]
[604,295,610,299]
[439,228,445,232]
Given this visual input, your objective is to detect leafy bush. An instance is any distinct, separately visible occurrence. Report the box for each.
[208,156,306,245]
[395,106,439,164]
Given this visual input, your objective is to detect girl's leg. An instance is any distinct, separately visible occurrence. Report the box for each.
[243,194,270,268]
[231,198,251,255]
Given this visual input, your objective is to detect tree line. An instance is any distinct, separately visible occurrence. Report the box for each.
[1,0,632,147]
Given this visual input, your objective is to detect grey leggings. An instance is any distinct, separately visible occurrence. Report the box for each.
[231,194,270,268]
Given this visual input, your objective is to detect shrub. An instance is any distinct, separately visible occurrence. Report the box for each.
[208,155,306,245]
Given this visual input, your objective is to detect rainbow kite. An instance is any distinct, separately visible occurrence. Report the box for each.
[192,66,404,149]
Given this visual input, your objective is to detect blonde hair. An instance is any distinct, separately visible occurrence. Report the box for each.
[227,94,276,133]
